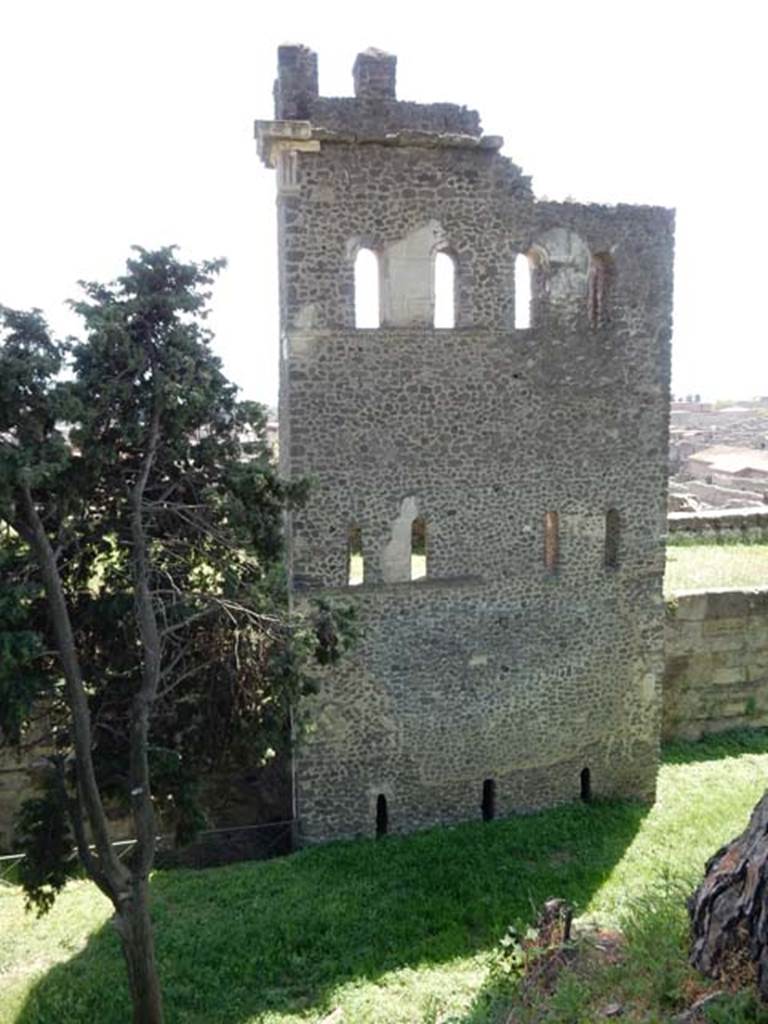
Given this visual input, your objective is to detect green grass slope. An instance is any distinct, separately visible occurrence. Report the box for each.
[3,732,768,1023]
[665,541,768,595]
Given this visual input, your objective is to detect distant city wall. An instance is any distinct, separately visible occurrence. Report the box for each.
[0,751,41,851]
[4,590,768,848]
[6,516,768,847]
[0,742,291,854]
[663,588,768,741]
[668,508,768,541]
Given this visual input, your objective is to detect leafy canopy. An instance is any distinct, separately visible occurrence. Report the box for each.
[0,247,352,912]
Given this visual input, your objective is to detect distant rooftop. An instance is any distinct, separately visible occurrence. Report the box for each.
[689,446,768,475]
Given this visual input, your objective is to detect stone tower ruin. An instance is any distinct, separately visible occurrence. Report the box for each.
[256,46,674,843]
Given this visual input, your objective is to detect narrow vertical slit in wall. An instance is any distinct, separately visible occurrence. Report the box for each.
[376,794,388,836]
[514,252,533,330]
[434,251,456,328]
[348,524,363,586]
[580,767,592,803]
[605,508,620,569]
[354,248,380,328]
[544,511,559,572]
[481,778,496,821]
[588,252,612,328]
[411,516,427,580]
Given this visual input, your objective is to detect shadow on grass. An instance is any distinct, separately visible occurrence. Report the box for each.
[13,799,647,1024]
[662,727,768,766]
[459,872,701,1024]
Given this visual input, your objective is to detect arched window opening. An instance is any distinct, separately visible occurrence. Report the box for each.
[533,229,590,322]
[376,794,388,836]
[580,767,592,803]
[354,248,380,328]
[588,252,613,328]
[544,511,559,573]
[411,516,427,580]
[481,778,496,821]
[604,508,620,570]
[514,252,533,329]
[434,251,456,328]
[348,524,364,586]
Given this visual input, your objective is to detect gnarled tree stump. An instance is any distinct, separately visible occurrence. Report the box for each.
[689,790,768,996]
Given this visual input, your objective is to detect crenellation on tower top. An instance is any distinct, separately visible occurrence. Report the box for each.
[261,44,482,143]
[353,48,397,100]
[274,44,319,120]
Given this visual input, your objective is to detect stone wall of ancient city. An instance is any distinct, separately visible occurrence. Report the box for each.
[0,751,39,851]
[663,589,768,740]
[668,509,768,541]
[258,45,675,842]
[7,585,768,850]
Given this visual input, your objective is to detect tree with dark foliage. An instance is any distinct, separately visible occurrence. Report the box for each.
[0,248,351,1024]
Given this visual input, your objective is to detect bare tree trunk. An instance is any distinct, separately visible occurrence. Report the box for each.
[689,789,768,997]
[18,484,130,904]
[118,398,165,1023]
[115,877,165,1024]
[127,400,163,880]
[17,401,168,1024]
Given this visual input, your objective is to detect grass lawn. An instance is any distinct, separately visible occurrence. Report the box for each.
[3,731,768,1023]
[665,541,768,595]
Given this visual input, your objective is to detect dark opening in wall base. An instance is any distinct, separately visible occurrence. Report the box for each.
[481,778,496,821]
[580,767,592,803]
[376,794,388,836]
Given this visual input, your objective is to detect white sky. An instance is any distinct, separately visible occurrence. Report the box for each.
[1,0,765,407]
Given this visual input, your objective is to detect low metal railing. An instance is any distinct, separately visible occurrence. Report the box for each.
[0,819,296,883]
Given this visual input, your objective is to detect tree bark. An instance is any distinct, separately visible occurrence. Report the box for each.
[17,484,130,905]
[119,396,165,1023]
[689,789,768,997]
[128,398,162,879]
[17,407,167,1024]
[114,877,165,1024]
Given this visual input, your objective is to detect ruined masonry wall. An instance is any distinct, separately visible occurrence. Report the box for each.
[668,509,768,542]
[663,589,768,740]
[258,45,674,842]
[0,755,37,851]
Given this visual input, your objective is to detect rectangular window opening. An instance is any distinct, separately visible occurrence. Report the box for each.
[515,251,536,330]
[434,251,456,328]
[410,516,427,580]
[348,525,364,586]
